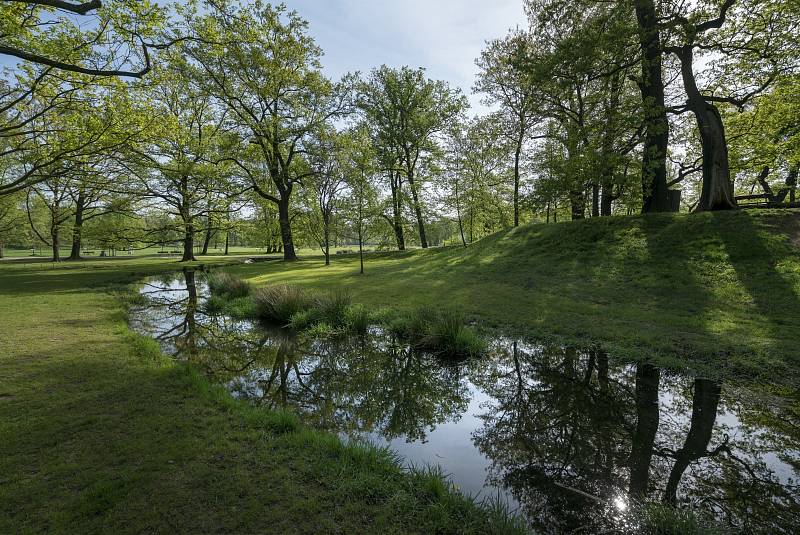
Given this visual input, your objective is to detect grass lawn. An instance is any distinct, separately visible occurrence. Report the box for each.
[0,257,523,534]
[225,209,800,385]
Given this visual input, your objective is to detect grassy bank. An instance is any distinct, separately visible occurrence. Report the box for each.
[226,210,800,385]
[0,258,524,534]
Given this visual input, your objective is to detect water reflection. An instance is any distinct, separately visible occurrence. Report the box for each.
[130,271,800,533]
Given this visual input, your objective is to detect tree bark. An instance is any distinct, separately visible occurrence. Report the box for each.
[182,221,196,262]
[407,174,428,248]
[67,192,85,261]
[676,47,736,211]
[513,133,523,227]
[591,184,600,217]
[788,167,798,203]
[51,226,60,263]
[201,222,213,255]
[277,197,298,261]
[570,190,586,220]
[390,171,406,251]
[323,214,330,266]
[634,0,671,213]
[600,184,614,216]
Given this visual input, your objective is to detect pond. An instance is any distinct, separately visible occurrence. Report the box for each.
[129,269,800,534]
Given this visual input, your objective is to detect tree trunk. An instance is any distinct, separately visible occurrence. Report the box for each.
[224,232,229,255]
[0,242,4,259]
[513,135,523,227]
[51,226,60,262]
[663,379,722,504]
[677,47,736,211]
[629,364,660,497]
[182,221,196,262]
[277,197,298,261]
[601,184,614,216]
[390,172,406,251]
[407,176,428,248]
[68,193,85,261]
[570,190,585,220]
[634,0,671,213]
[591,184,600,217]
[323,215,330,266]
[788,167,798,203]
[201,222,213,255]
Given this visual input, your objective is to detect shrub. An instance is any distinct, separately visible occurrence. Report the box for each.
[252,284,311,324]
[207,272,251,298]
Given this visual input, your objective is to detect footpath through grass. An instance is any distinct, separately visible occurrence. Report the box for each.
[229,210,800,385]
[0,257,524,534]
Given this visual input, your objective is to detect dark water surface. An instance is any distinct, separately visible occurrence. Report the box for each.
[129,270,800,533]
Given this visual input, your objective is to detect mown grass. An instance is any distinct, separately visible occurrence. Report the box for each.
[0,257,525,534]
[222,210,800,385]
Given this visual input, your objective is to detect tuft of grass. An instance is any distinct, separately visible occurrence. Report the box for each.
[207,271,251,298]
[345,304,371,335]
[314,289,352,326]
[287,289,373,335]
[204,294,226,314]
[391,307,485,358]
[252,284,312,325]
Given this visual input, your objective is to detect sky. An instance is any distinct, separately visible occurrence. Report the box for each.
[281,0,528,112]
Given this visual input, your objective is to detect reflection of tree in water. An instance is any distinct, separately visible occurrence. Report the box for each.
[222,335,470,442]
[135,273,469,442]
[472,342,635,532]
[472,341,800,534]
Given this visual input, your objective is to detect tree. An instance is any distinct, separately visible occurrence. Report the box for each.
[305,129,347,266]
[0,0,169,78]
[186,1,348,261]
[517,2,644,219]
[0,190,23,257]
[358,66,467,248]
[662,0,799,211]
[341,126,380,274]
[727,74,800,201]
[443,115,511,246]
[124,51,229,262]
[631,0,672,212]
[475,30,540,227]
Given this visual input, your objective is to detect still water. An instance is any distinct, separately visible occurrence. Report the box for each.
[129,270,800,533]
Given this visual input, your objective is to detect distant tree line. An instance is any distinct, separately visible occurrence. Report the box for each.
[1,0,798,262]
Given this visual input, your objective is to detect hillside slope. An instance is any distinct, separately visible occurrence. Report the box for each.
[240,209,800,383]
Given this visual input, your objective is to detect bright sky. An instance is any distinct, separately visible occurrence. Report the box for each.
[281,0,528,112]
